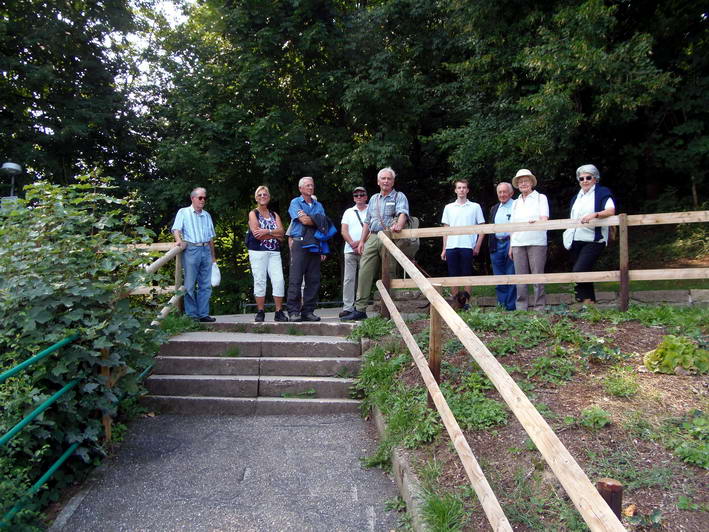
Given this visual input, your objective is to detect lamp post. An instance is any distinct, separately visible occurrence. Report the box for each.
[1,161,22,197]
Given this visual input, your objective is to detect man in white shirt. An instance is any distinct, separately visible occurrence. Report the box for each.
[441,179,485,309]
[339,186,368,317]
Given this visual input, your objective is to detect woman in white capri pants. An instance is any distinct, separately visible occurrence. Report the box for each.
[247,186,287,322]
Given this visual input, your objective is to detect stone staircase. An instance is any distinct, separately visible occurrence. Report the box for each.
[142,318,363,415]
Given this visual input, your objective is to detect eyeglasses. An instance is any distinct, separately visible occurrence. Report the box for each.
[353,193,367,197]
[578,175,595,182]
[196,196,207,200]
[256,193,269,197]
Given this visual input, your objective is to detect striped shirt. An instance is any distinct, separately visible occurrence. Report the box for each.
[171,207,216,243]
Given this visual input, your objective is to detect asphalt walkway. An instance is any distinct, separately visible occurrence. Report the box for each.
[51,414,398,532]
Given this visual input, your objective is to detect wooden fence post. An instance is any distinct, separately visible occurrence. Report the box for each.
[618,213,629,311]
[100,348,112,444]
[428,285,443,409]
[175,250,184,313]
[596,478,623,519]
[380,233,391,319]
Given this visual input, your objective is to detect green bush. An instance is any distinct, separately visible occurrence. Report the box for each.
[644,335,709,375]
[579,406,612,430]
[0,178,165,526]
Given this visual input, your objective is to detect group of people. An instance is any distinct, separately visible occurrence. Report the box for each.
[171,164,615,322]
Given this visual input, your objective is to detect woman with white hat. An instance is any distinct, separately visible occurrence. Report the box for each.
[565,164,616,304]
[508,169,549,310]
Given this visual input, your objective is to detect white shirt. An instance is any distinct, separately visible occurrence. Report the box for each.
[441,200,485,249]
[341,205,368,253]
[510,190,549,247]
[570,185,615,243]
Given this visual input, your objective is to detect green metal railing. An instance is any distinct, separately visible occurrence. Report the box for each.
[0,334,80,528]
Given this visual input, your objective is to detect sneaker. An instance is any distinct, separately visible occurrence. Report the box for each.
[339,309,352,318]
[341,309,367,321]
[198,316,216,323]
[289,313,302,322]
[274,310,288,322]
[254,310,265,322]
[301,312,321,322]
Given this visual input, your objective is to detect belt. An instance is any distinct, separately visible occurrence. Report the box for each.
[186,242,209,247]
[495,236,510,241]
[292,236,304,241]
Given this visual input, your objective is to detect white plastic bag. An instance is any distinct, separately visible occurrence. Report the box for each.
[211,263,221,287]
[562,229,575,251]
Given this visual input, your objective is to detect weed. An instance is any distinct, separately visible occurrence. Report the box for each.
[623,410,655,440]
[677,495,704,511]
[579,335,625,364]
[159,313,201,335]
[442,383,508,430]
[287,326,304,336]
[586,449,673,490]
[281,388,316,398]
[487,336,517,356]
[421,492,466,532]
[579,406,612,430]
[419,459,443,490]
[603,365,639,397]
[251,326,270,334]
[414,329,430,352]
[347,316,394,341]
[232,324,247,333]
[627,508,662,528]
[443,338,463,356]
[384,495,407,512]
[462,371,493,393]
[222,346,241,357]
[658,409,709,468]
[526,356,575,385]
[335,366,357,379]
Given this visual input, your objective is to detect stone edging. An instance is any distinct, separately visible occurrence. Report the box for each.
[372,406,428,532]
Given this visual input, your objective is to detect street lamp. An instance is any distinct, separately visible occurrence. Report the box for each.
[1,162,22,197]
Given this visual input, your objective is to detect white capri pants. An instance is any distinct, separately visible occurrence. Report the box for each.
[248,250,285,298]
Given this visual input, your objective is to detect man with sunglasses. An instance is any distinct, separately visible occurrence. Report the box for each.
[339,186,369,317]
[172,187,217,322]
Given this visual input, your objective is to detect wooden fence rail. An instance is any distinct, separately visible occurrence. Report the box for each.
[378,231,626,531]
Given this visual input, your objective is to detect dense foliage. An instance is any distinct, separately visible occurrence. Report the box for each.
[0,180,164,528]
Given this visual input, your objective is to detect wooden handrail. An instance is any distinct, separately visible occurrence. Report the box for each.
[377,231,626,532]
[391,210,708,239]
[144,245,181,274]
[377,281,512,531]
[390,268,709,289]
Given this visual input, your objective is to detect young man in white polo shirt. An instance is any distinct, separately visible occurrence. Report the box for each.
[441,179,485,309]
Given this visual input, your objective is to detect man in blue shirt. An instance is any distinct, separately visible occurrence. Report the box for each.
[488,182,516,310]
[172,187,217,322]
[286,177,327,322]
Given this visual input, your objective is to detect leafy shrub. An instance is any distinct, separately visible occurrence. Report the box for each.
[580,406,612,430]
[0,178,165,526]
[644,335,709,375]
[443,384,508,430]
[526,356,575,385]
[580,335,625,364]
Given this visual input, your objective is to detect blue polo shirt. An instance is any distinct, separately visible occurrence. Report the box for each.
[288,196,326,238]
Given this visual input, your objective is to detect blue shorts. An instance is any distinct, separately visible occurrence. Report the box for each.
[446,248,473,277]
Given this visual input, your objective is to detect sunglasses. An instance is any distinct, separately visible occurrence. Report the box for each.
[578,175,595,182]
[196,196,207,200]
[353,193,367,197]
[256,193,269,197]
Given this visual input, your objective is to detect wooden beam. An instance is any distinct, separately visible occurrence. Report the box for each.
[145,246,181,274]
[150,287,184,327]
[629,268,709,280]
[128,242,175,251]
[391,210,709,240]
[377,281,513,531]
[428,284,443,409]
[377,232,625,532]
[128,286,177,296]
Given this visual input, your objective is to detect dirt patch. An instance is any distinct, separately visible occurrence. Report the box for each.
[386,311,708,530]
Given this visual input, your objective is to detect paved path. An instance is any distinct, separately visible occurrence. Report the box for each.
[52,414,398,532]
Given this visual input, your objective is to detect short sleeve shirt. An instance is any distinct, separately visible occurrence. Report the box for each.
[494,199,514,238]
[441,200,485,249]
[341,205,369,253]
[510,190,549,247]
[363,190,409,232]
[172,207,216,243]
[570,185,615,243]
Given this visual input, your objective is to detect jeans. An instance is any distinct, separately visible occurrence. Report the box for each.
[512,245,547,311]
[570,241,605,301]
[183,245,213,318]
[248,250,284,298]
[342,251,361,311]
[490,239,516,310]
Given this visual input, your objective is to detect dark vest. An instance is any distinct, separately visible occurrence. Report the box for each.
[569,185,614,242]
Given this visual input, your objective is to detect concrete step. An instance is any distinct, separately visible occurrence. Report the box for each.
[153,356,361,377]
[207,320,356,337]
[145,375,258,397]
[159,332,360,358]
[259,376,356,398]
[141,395,361,415]
[145,375,356,399]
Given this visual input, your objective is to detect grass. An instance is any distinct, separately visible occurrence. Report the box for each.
[280,388,316,399]
[159,312,201,335]
[347,316,394,341]
[585,448,674,491]
[603,365,640,397]
[222,346,241,357]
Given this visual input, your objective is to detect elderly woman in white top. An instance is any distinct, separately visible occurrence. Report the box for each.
[508,169,549,311]
[566,164,616,304]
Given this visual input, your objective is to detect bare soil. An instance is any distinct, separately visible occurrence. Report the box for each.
[388,313,708,531]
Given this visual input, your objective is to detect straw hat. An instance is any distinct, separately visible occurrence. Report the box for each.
[512,169,537,189]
